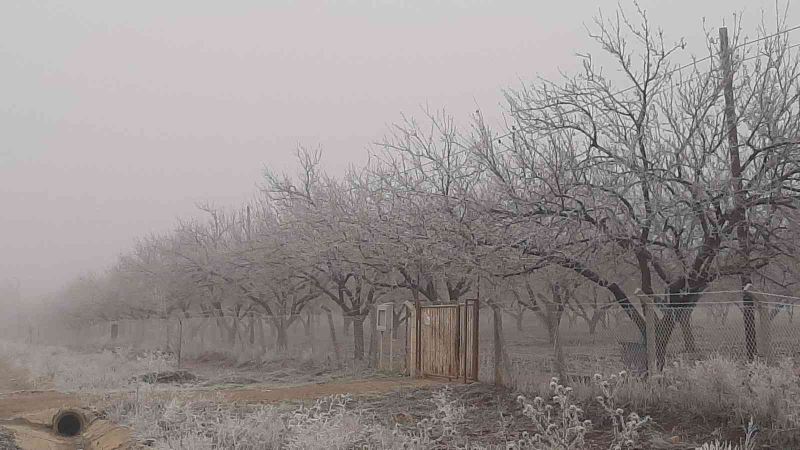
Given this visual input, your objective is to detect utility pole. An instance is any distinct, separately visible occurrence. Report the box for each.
[719,27,757,361]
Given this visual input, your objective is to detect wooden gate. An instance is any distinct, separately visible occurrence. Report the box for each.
[408,300,479,382]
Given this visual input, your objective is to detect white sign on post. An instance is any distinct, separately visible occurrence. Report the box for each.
[376,303,394,370]
[377,307,388,332]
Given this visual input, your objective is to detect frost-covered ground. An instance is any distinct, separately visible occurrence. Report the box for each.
[1,341,798,449]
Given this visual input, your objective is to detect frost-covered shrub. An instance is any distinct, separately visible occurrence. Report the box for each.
[664,357,800,430]
[695,418,757,450]
[111,392,403,449]
[513,378,592,449]
[0,341,173,391]
[384,386,469,448]
[285,394,375,449]
[593,371,650,449]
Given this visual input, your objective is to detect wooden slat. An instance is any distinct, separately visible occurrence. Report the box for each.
[416,303,478,381]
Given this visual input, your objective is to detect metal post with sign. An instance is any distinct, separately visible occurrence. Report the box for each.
[376,303,394,371]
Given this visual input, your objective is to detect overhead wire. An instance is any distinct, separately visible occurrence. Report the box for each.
[383,25,800,180]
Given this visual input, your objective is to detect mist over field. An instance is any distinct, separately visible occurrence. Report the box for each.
[2,1,800,449]
[0,0,781,299]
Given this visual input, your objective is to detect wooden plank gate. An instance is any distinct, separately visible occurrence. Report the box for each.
[406,300,479,382]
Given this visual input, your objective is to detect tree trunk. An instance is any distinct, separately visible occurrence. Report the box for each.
[216,318,226,341]
[676,308,698,353]
[588,315,600,335]
[136,321,146,349]
[323,307,341,364]
[491,304,512,386]
[199,320,206,353]
[304,311,315,358]
[655,306,689,371]
[187,319,202,342]
[164,320,172,353]
[343,315,352,336]
[261,323,272,352]
[353,315,366,361]
[567,311,577,328]
[515,312,523,332]
[546,317,557,345]
[256,317,267,355]
[275,323,288,352]
[542,308,562,345]
[227,317,237,351]
[743,292,757,361]
[303,312,313,337]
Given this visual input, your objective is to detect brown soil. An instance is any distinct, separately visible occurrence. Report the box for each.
[0,359,133,450]
[0,392,88,420]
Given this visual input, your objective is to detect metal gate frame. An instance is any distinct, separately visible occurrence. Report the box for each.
[415,299,479,383]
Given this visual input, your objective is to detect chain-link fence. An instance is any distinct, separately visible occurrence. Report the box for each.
[476,290,800,391]
[0,307,410,372]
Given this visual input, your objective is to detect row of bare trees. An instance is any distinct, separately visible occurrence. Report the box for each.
[40,6,800,370]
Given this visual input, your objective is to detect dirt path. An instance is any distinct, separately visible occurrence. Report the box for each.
[0,377,441,420]
[212,377,440,403]
[0,357,439,449]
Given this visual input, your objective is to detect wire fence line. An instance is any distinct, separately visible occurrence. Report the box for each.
[2,309,411,372]
[478,291,800,391]
[3,289,799,389]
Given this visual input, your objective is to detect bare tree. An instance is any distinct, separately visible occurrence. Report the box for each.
[470,6,800,369]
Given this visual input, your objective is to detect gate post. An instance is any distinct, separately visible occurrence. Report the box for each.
[636,289,657,375]
[473,298,479,381]
[461,303,467,384]
[404,302,418,377]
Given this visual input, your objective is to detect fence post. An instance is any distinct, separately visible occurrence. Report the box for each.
[473,298,479,381]
[404,301,417,377]
[177,319,183,369]
[551,305,567,384]
[490,302,514,386]
[748,286,773,364]
[636,289,657,375]
[163,318,169,353]
[321,306,341,366]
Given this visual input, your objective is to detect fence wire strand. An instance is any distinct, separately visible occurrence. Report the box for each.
[5,289,799,390]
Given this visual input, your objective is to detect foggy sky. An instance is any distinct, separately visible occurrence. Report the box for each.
[0,0,787,297]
